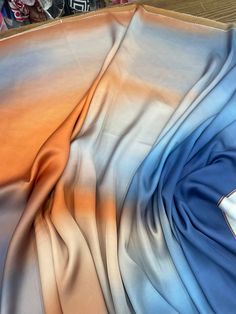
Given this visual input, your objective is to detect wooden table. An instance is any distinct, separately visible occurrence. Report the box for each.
[140,0,236,23]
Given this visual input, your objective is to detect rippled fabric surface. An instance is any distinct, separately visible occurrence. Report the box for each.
[0,5,236,314]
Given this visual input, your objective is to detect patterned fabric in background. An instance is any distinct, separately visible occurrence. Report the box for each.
[8,0,30,22]
[0,11,7,30]
[0,0,107,32]
[28,0,46,23]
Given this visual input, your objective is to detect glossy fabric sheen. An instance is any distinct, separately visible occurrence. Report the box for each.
[0,5,236,314]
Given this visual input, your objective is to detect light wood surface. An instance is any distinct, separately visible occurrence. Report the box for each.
[140,0,236,23]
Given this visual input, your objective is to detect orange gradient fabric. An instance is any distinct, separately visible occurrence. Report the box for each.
[1,5,235,314]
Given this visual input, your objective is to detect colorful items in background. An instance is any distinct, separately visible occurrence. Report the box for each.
[0,0,107,32]
[1,0,46,30]
[0,11,7,30]
[8,0,31,22]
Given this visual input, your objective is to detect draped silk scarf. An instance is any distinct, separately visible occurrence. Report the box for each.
[0,5,236,314]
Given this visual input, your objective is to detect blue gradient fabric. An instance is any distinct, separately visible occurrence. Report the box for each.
[0,4,236,314]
